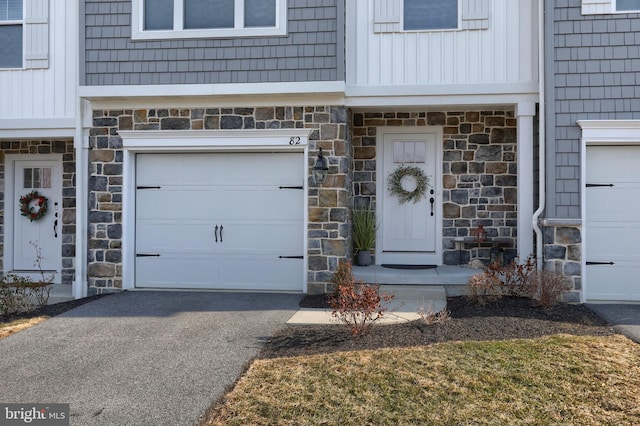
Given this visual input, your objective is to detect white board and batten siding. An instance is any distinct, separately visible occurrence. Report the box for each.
[346,0,539,94]
[0,0,76,131]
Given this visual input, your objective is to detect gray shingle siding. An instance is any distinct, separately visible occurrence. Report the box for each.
[82,0,344,85]
[547,0,640,218]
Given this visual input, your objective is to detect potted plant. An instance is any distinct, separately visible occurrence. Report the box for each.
[352,204,378,266]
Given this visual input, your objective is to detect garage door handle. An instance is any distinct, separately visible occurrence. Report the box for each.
[586,261,614,265]
[214,225,223,243]
[586,183,614,188]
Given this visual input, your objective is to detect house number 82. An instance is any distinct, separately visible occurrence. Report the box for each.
[289,137,301,145]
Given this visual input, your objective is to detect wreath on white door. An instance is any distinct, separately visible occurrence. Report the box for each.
[19,191,49,222]
[387,165,429,204]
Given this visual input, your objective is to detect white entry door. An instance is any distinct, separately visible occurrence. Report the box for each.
[11,159,62,279]
[135,152,304,291]
[378,131,440,265]
[585,145,640,302]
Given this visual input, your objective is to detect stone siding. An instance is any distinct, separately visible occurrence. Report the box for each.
[542,222,581,302]
[351,110,518,265]
[89,106,350,293]
[0,140,76,284]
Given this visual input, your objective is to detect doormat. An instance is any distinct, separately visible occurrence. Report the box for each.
[381,264,437,270]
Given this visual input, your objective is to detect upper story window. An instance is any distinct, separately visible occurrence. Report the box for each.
[132,0,287,40]
[374,0,488,34]
[582,0,640,14]
[0,0,23,68]
[616,0,640,11]
[404,0,458,31]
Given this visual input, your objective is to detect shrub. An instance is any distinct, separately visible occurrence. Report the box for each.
[466,256,567,307]
[417,300,451,325]
[526,269,571,308]
[329,261,394,336]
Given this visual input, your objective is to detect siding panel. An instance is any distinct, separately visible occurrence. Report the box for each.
[550,0,640,218]
[82,0,343,85]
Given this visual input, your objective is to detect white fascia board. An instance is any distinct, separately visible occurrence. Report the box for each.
[347,82,540,98]
[118,129,312,151]
[578,120,640,142]
[0,118,76,139]
[79,81,346,101]
[346,93,539,110]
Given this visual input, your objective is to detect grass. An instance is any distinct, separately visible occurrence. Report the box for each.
[203,334,640,425]
[0,316,49,340]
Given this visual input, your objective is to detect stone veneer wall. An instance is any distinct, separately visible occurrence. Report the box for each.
[0,140,76,284]
[542,222,581,302]
[89,106,350,293]
[351,110,518,265]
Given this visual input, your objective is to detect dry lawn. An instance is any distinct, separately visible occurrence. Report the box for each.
[204,334,640,425]
[0,317,49,340]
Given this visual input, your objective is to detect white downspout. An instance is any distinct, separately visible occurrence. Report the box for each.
[73,1,87,299]
[532,0,546,268]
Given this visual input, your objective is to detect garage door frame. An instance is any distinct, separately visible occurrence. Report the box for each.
[119,129,312,293]
[579,120,640,302]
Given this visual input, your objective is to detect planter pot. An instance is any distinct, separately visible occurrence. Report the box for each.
[356,251,373,266]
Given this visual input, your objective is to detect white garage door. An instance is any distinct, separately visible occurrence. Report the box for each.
[586,145,640,301]
[135,152,304,291]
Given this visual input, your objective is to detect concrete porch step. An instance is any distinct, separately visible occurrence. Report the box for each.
[352,264,478,297]
[47,284,73,305]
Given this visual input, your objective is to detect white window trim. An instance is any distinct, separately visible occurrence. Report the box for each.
[131,0,287,40]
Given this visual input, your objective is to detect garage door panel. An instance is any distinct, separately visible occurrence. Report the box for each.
[586,145,640,302]
[135,152,304,291]
[137,221,217,252]
[136,255,222,289]
[587,263,640,301]
[219,256,302,291]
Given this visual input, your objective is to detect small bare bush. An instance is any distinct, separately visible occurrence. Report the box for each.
[329,261,394,336]
[417,301,451,325]
[466,256,537,306]
[525,269,571,308]
[466,268,502,306]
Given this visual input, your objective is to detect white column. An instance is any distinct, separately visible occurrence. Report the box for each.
[516,102,536,259]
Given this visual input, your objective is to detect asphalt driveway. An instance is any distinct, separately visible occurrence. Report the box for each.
[0,291,301,425]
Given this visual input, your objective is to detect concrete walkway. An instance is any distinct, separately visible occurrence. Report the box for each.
[287,285,448,325]
[0,291,300,425]
[587,303,640,343]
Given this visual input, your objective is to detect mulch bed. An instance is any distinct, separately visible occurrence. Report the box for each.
[0,294,110,325]
[259,295,617,359]
[2,293,617,361]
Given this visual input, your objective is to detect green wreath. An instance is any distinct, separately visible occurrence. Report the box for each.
[20,191,48,222]
[387,165,429,204]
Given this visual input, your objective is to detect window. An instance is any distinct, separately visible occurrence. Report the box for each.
[0,0,22,68]
[24,167,52,189]
[133,0,285,40]
[616,0,640,11]
[404,0,458,31]
[582,0,640,14]
[373,0,488,33]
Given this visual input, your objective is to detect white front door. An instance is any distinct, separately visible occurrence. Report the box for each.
[585,145,640,302]
[378,130,441,265]
[10,158,62,280]
[135,152,304,291]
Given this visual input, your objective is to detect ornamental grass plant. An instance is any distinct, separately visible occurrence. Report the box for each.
[351,204,377,253]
